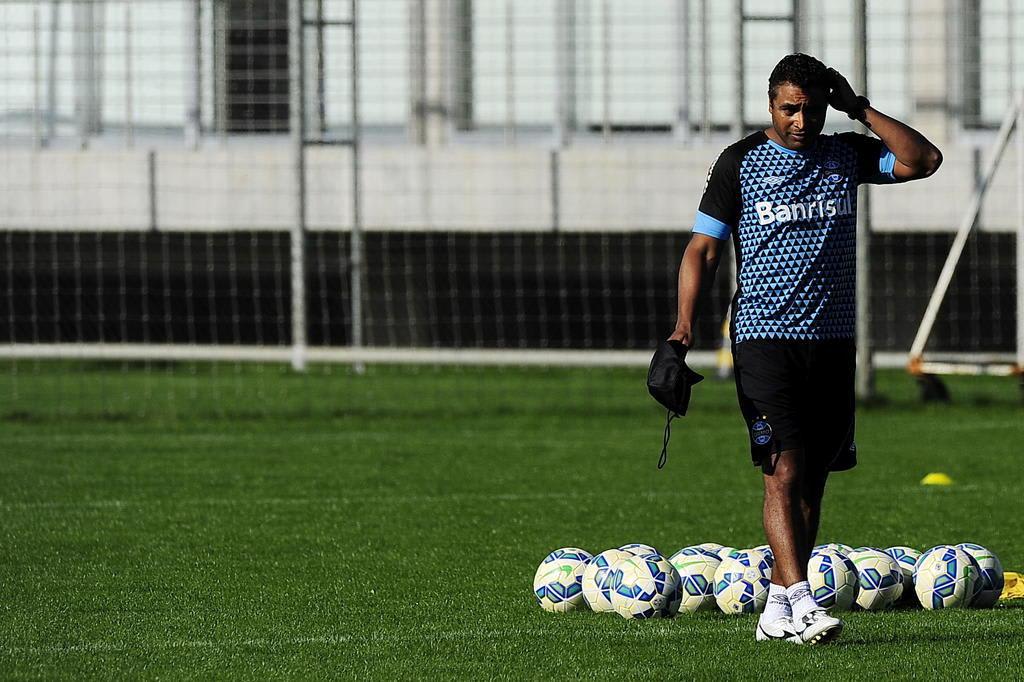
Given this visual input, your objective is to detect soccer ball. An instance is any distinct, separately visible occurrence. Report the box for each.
[849,549,903,610]
[915,544,984,604]
[607,553,682,619]
[582,549,632,613]
[695,542,725,555]
[884,546,922,603]
[914,546,980,610]
[956,543,1004,608]
[849,546,884,555]
[716,546,739,561]
[619,543,659,556]
[669,548,721,613]
[730,548,774,573]
[533,547,592,612]
[913,544,957,582]
[673,544,722,560]
[814,542,854,555]
[751,544,775,562]
[713,556,772,614]
[807,549,858,612]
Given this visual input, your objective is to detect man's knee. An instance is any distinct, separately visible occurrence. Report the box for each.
[763,448,805,494]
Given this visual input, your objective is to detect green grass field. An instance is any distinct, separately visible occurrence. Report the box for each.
[1,362,1023,679]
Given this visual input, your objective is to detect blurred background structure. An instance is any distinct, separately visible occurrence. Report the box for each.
[0,0,1022,410]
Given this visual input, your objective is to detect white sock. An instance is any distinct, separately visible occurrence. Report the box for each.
[759,583,792,624]
[786,580,820,622]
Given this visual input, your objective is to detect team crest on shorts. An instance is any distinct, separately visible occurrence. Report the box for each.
[750,418,773,447]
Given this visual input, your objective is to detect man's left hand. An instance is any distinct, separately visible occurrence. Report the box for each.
[826,67,860,114]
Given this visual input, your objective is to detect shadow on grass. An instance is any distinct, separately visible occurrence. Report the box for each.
[836,626,1022,648]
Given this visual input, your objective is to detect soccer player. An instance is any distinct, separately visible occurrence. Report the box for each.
[669,54,941,644]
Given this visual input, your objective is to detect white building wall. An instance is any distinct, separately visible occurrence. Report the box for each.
[0,0,958,137]
[0,143,1018,233]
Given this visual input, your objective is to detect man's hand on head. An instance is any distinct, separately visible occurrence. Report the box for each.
[825,68,860,115]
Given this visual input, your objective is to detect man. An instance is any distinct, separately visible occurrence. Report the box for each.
[670,54,941,644]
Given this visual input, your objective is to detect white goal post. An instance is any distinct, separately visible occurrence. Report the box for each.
[908,91,1024,379]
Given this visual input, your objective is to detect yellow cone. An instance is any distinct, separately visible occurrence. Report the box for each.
[920,472,954,486]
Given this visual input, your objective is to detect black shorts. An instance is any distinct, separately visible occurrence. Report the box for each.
[732,339,857,474]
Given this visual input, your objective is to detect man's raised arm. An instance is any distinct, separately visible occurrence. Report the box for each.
[827,67,943,182]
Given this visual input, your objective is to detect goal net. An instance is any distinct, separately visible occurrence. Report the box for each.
[1,0,1021,417]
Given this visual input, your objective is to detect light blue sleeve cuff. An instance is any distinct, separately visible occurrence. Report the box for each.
[692,210,732,240]
[878,146,897,180]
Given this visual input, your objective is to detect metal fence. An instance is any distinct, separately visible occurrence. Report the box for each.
[1,1,1022,387]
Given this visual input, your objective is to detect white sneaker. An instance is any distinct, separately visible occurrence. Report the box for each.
[795,608,843,645]
[755,616,802,644]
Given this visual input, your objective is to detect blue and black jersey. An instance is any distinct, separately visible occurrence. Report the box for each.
[693,131,898,343]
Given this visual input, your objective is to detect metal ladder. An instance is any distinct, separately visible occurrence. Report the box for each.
[733,0,803,136]
[289,0,363,372]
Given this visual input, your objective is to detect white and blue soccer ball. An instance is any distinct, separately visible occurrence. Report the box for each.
[807,549,858,612]
[695,542,725,555]
[914,546,980,610]
[913,544,957,582]
[582,549,633,613]
[713,556,772,614]
[885,546,922,603]
[849,548,903,610]
[716,546,739,561]
[751,544,775,563]
[956,543,1004,608]
[619,543,660,557]
[850,546,884,555]
[730,548,774,573]
[814,543,854,556]
[669,548,721,613]
[674,544,723,561]
[533,547,592,612]
[607,553,682,619]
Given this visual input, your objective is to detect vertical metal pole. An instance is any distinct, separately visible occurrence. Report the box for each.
[578,0,592,136]
[1009,0,1016,96]
[33,7,42,148]
[566,0,576,138]
[73,1,96,149]
[148,149,158,231]
[289,0,308,372]
[601,0,611,140]
[450,0,474,132]
[700,0,710,139]
[732,0,744,138]
[351,0,365,374]
[46,0,59,145]
[409,0,426,144]
[817,0,827,58]
[316,0,327,136]
[853,0,874,399]
[554,0,575,147]
[125,4,134,147]
[504,0,516,144]
[214,0,227,141]
[674,0,690,143]
[1016,91,1023,372]
[185,0,201,148]
[792,0,803,52]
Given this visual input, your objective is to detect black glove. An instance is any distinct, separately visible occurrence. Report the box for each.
[646,340,705,468]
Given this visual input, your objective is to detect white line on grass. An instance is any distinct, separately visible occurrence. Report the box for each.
[0,634,352,656]
[0,489,761,511]
[0,484,986,513]
[1,627,692,657]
